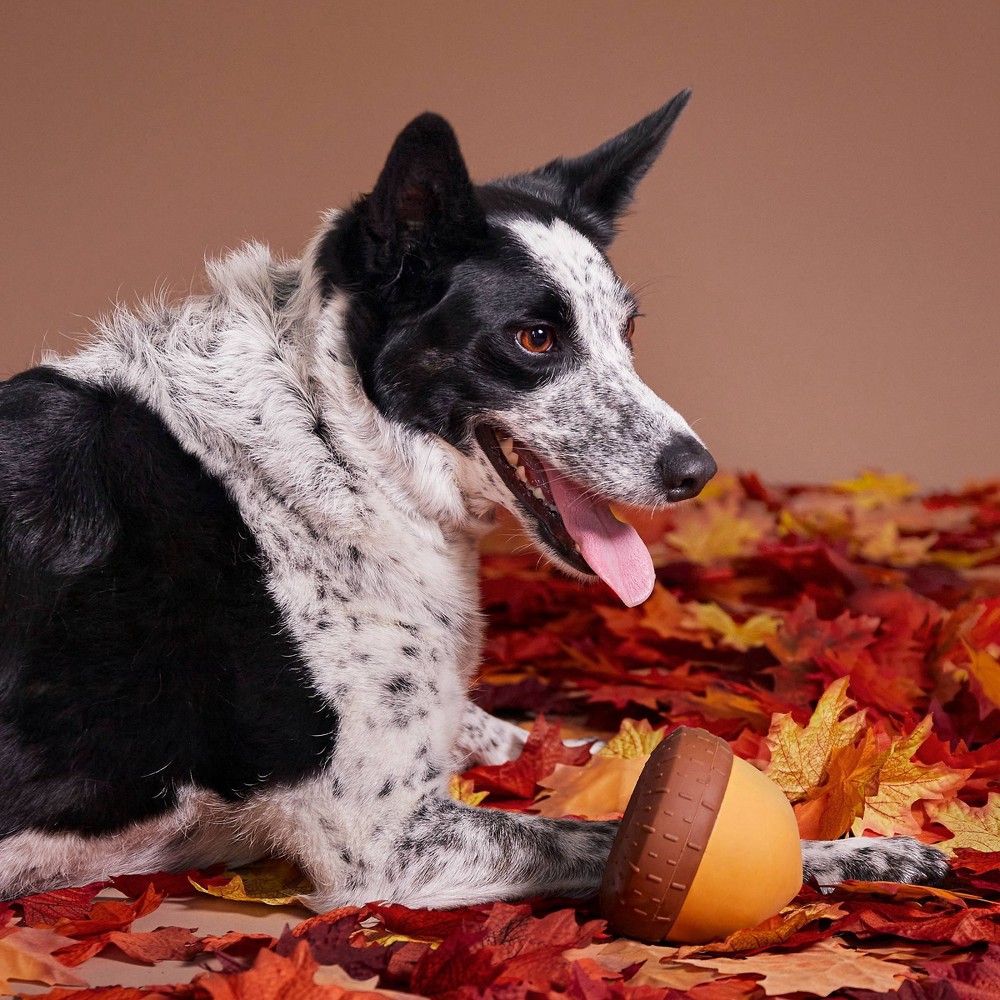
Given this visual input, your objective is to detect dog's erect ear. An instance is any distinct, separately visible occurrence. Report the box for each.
[523,90,691,248]
[320,114,486,301]
[361,113,487,289]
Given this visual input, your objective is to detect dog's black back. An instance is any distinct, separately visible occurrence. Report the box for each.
[0,367,337,837]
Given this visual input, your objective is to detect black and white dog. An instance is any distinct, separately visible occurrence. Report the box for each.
[0,93,946,909]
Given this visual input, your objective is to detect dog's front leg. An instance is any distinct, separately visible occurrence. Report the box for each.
[303,794,617,912]
[456,702,529,766]
[802,837,949,889]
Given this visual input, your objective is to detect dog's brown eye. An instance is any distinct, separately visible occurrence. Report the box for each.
[624,316,636,344]
[517,326,557,354]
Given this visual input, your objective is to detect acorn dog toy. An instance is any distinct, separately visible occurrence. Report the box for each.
[600,727,803,944]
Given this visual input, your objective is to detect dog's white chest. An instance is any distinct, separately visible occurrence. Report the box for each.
[255,492,484,711]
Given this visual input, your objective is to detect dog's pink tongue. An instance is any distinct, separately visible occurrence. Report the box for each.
[546,467,655,607]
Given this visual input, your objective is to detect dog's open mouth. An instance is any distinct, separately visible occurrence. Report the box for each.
[475,426,656,607]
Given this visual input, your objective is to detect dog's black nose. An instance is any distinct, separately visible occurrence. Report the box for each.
[657,438,717,501]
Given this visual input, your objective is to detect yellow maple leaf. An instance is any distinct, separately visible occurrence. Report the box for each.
[190,858,312,906]
[664,496,772,564]
[832,471,920,509]
[765,677,867,802]
[928,545,1000,570]
[926,793,1000,855]
[597,718,666,759]
[851,521,939,567]
[689,602,781,651]
[778,499,853,542]
[696,471,743,502]
[853,717,971,837]
[449,774,489,806]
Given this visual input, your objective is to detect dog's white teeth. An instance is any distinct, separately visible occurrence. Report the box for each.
[531,487,545,501]
[499,437,515,457]
[516,466,528,483]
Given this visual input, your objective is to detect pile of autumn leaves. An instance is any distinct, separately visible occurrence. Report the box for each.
[2,472,1000,999]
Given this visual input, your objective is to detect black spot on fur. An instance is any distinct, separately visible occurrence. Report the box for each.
[385,675,416,695]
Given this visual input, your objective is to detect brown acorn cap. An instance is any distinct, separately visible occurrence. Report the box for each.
[600,726,733,942]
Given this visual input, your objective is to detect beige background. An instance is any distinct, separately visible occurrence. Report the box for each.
[1,1,997,488]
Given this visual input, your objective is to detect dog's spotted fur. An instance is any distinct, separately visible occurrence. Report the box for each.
[0,94,947,907]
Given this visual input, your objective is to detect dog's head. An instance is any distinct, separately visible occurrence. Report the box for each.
[316,92,715,606]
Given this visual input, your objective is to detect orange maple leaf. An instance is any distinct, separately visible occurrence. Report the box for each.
[0,926,86,993]
[533,719,664,819]
[197,940,378,999]
[678,936,914,995]
[960,641,1000,714]
[632,583,705,642]
[795,729,885,840]
[675,900,846,956]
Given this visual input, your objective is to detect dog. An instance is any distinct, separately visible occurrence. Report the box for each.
[0,92,947,909]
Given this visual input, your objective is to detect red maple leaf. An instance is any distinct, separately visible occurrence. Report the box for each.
[463,715,591,799]
[50,884,165,966]
[409,928,498,993]
[837,899,1000,947]
[16,883,107,927]
[195,940,356,999]
[109,867,227,899]
[362,900,489,938]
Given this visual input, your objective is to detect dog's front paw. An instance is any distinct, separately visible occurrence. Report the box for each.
[802,836,950,889]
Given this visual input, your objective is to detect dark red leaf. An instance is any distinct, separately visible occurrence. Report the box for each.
[17,883,107,926]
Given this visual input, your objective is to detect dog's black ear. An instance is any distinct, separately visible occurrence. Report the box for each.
[362,113,487,291]
[521,90,691,248]
[318,113,487,301]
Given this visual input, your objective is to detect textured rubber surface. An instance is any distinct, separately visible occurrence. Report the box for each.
[600,726,733,942]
